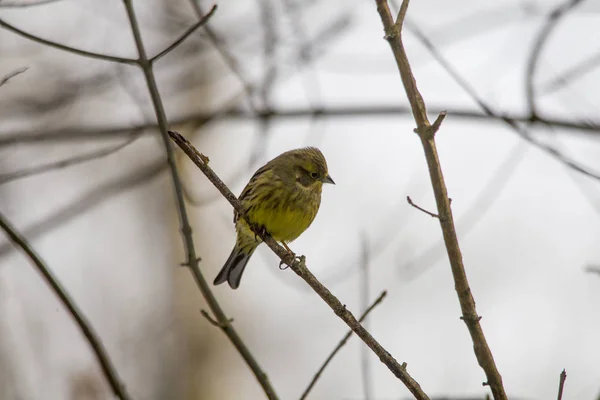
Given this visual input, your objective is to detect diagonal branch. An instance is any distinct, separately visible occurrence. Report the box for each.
[0,133,140,185]
[374,0,507,398]
[0,18,136,64]
[300,291,387,400]
[0,66,28,87]
[0,212,132,400]
[149,4,217,64]
[167,129,430,400]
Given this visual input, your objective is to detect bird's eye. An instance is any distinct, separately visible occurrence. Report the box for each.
[310,172,318,179]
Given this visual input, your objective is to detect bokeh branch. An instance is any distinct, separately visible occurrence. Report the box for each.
[0,212,132,400]
[149,4,217,64]
[0,17,136,64]
[0,66,27,87]
[167,129,430,400]
[374,0,507,399]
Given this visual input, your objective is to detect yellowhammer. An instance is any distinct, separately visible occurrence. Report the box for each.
[214,147,334,289]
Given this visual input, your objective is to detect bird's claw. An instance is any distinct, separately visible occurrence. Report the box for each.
[278,253,304,270]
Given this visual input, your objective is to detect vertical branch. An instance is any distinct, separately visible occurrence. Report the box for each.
[120,2,279,399]
[0,213,132,400]
[556,369,567,400]
[373,1,507,399]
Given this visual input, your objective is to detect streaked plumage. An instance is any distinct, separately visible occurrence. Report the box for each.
[214,147,334,289]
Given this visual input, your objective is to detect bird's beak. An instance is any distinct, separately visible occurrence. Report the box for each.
[323,174,335,185]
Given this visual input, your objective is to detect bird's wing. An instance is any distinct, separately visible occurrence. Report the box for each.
[234,164,272,223]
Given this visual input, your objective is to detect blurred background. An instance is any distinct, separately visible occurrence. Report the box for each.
[1,0,599,399]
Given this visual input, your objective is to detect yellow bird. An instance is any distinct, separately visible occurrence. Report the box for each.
[214,147,334,289]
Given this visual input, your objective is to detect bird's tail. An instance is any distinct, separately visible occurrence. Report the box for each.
[213,244,257,289]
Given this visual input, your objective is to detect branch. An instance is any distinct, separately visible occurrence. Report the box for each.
[0,66,28,87]
[2,106,599,146]
[0,212,132,400]
[525,0,584,117]
[406,196,439,219]
[0,18,136,64]
[167,129,429,399]
[149,4,217,64]
[0,134,140,185]
[300,291,387,400]
[374,0,507,399]
[120,1,279,399]
[557,369,567,400]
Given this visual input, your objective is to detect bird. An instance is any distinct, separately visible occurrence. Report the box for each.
[213,147,334,289]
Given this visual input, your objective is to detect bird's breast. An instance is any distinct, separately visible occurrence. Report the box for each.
[245,184,322,242]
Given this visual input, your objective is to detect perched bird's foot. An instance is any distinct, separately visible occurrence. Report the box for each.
[278,254,304,270]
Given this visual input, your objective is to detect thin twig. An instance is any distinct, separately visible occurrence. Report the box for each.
[0,212,132,400]
[0,134,140,185]
[0,18,136,64]
[120,1,279,399]
[374,0,507,398]
[300,291,387,400]
[524,0,584,117]
[406,196,439,219]
[557,369,567,400]
[149,4,217,64]
[167,129,429,399]
[0,66,28,87]
[540,49,600,94]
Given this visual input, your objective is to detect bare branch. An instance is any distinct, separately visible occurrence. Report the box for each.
[406,196,440,219]
[0,134,140,185]
[374,0,507,398]
[540,50,600,95]
[300,291,387,400]
[525,0,584,117]
[120,1,279,399]
[0,18,136,64]
[167,129,429,399]
[0,66,28,87]
[557,369,567,400]
[149,4,217,64]
[394,0,409,31]
[0,212,132,400]
[3,106,598,147]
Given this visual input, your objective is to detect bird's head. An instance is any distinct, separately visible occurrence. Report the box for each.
[291,147,335,188]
